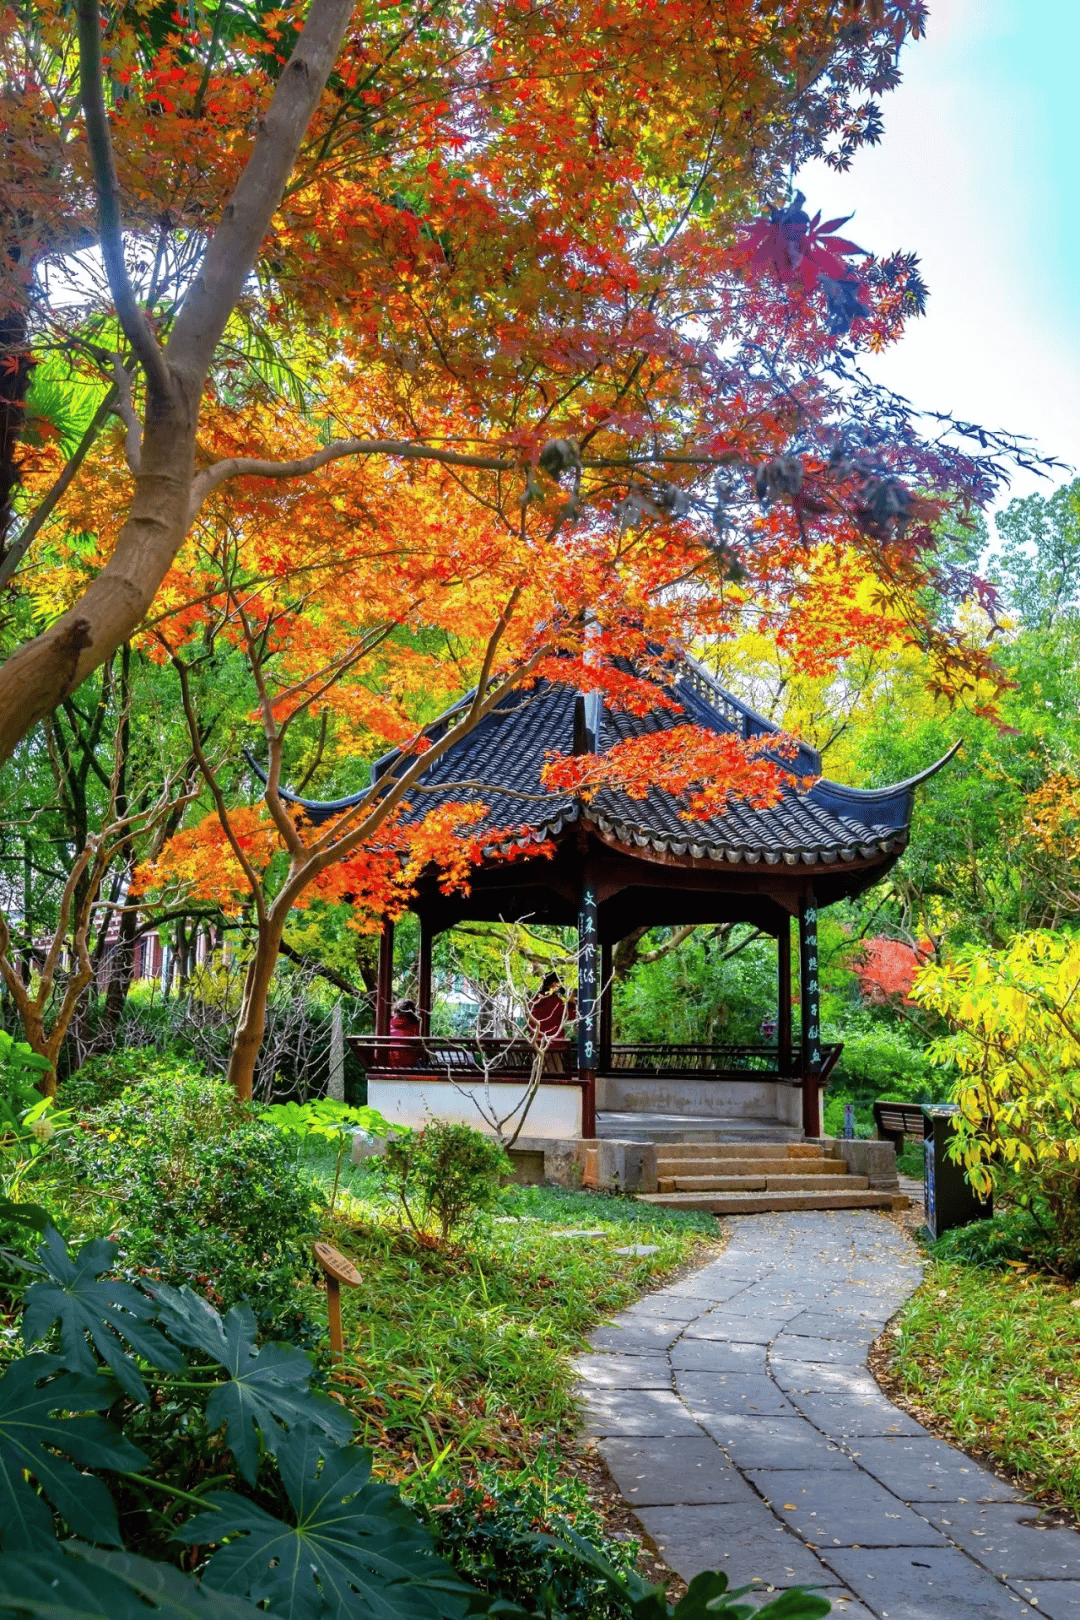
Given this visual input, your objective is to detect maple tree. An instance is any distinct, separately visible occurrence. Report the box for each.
[0,0,1056,1096]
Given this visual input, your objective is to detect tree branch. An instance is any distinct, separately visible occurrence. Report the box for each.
[188,438,516,524]
[165,0,358,384]
[75,0,170,398]
[110,355,142,473]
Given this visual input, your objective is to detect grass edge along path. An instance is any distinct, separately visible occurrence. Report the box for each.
[313,1164,720,1483]
[873,1253,1080,1518]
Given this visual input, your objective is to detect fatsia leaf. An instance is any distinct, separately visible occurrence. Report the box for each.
[0,1198,52,1234]
[177,1425,469,1620]
[0,1354,146,1552]
[0,1544,269,1620]
[23,1231,181,1402]
[150,1286,352,1482]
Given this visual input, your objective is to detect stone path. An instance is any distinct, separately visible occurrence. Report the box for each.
[577,1211,1080,1619]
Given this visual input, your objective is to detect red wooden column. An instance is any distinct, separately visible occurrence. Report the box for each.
[598,940,614,1072]
[417,916,433,1038]
[777,914,792,1077]
[375,918,394,1038]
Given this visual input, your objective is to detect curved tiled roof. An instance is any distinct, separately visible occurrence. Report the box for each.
[270,656,952,874]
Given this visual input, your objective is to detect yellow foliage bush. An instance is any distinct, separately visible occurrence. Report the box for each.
[913,931,1080,1267]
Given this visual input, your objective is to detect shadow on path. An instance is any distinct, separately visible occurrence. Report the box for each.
[577,1211,1080,1620]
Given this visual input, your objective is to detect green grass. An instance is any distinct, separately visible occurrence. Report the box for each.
[884,1257,1080,1512]
[308,1149,716,1480]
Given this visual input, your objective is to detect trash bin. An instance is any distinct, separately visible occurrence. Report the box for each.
[922,1104,991,1239]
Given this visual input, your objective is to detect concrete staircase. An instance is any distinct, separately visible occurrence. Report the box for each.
[638,1141,906,1214]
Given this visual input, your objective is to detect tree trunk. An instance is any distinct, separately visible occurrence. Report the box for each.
[0,397,198,763]
[226,923,283,1101]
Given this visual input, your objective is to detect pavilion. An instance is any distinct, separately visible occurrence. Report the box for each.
[278,653,952,1140]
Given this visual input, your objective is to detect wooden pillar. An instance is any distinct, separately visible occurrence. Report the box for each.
[777,914,792,1077]
[417,917,433,1038]
[577,880,599,1139]
[799,897,822,1138]
[376,918,394,1038]
[599,940,614,1071]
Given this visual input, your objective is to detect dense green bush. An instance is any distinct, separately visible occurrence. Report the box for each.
[383,1119,512,1243]
[929,1203,1080,1277]
[411,1452,638,1620]
[57,1065,324,1342]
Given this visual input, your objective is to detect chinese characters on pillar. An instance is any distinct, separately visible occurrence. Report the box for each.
[800,902,822,1074]
[577,881,598,1072]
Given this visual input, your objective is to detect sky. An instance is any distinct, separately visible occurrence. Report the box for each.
[798,0,1080,520]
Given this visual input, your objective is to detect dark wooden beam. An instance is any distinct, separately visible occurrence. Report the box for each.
[577,878,599,1140]
[799,898,822,1137]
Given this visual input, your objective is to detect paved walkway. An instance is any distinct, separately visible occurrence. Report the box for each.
[577,1211,1080,1619]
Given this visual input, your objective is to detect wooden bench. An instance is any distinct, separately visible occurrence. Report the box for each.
[873,1099,926,1152]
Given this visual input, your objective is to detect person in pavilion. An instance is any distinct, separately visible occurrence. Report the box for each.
[388,998,422,1067]
[528,971,577,1072]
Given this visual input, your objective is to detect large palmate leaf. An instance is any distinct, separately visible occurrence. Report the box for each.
[150,1286,352,1482]
[23,1232,181,1402]
[0,1354,145,1552]
[178,1425,470,1620]
[0,1543,271,1620]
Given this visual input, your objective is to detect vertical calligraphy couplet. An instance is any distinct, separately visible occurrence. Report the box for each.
[799,899,822,1137]
[577,881,599,1074]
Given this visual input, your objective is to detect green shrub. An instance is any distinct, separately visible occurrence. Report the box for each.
[58,1067,324,1342]
[929,1205,1078,1276]
[410,1451,639,1620]
[383,1120,511,1243]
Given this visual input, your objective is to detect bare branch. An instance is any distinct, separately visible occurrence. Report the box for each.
[110,356,142,474]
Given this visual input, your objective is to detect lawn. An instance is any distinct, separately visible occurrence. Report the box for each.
[314,1149,718,1479]
[877,1254,1080,1514]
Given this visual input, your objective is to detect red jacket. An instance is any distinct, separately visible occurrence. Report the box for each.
[388,1010,421,1067]
[528,991,575,1046]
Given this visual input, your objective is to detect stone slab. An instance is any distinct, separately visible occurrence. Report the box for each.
[769,1359,883,1398]
[787,1389,929,1437]
[632,1502,833,1591]
[783,1310,885,1341]
[748,1467,948,1549]
[922,1503,1080,1580]
[675,1370,798,1418]
[588,1320,684,1354]
[1009,1580,1080,1616]
[670,1338,769,1375]
[814,1590,880,1619]
[823,1544,1036,1619]
[597,1436,761,1506]
[770,1333,871,1364]
[844,1436,1020,1504]
[573,1353,672,1390]
[681,1312,795,1343]
[580,1386,703,1438]
[624,1294,715,1322]
[698,1412,852,1471]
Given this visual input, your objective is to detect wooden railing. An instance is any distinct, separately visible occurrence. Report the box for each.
[348,1036,843,1084]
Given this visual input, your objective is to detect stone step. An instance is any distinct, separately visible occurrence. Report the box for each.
[639,1188,907,1214]
[651,1141,829,1160]
[657,1172,868,1194]
[655,1155,842,1179]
